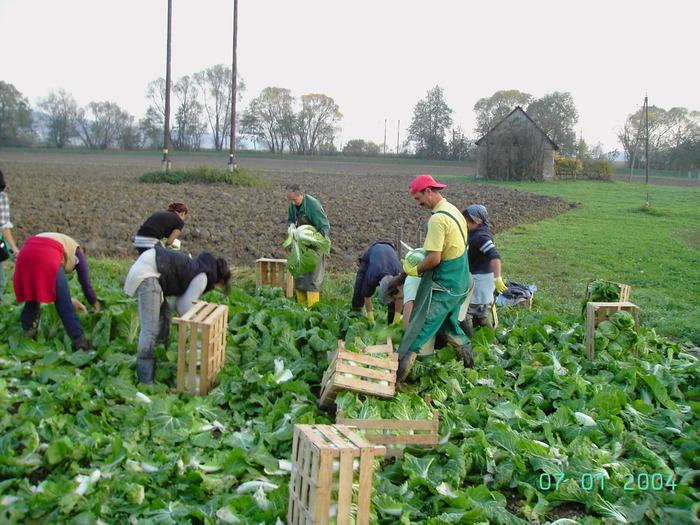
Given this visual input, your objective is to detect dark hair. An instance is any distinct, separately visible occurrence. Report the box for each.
[216,257,231,295]
[0,169,5,192]
[168,202,188,215]
[285,183,302,194]
[386,272,407,299]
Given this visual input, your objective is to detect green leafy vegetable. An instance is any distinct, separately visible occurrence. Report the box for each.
[282,224,331,276]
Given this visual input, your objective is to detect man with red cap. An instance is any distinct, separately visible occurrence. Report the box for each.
[397,175,473,381]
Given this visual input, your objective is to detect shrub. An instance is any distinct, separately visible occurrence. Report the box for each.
[139,165,267,186]
[554,154,583,179]
[581,158,613,181]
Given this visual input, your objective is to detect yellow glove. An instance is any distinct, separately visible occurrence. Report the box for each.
[401,259,420,277]
[392,312,402,325]
[367,311,376,324]
[494,277,508,294]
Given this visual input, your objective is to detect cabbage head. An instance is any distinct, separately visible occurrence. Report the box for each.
[404,248,427,268]
[282,224,331,276]
[597,320,619,340]
[594,331,609,351]
[610,310,635,330]
[615,329,638,350]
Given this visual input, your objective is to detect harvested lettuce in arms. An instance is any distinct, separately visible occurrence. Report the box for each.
[404,247,427,268]
[282,224,331,276]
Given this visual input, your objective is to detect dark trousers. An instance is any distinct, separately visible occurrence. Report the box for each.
[21,267,84,338]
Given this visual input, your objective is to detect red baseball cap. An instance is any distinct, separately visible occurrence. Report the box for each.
[409,174,447,194]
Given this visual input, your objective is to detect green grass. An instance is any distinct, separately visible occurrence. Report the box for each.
[613,165,700,180]
[438,176,700,344]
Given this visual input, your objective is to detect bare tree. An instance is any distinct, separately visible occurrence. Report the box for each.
[240,87,295,152]
[294,94,342,155]
[172,76,206,150]
[0,81,34,147]
[37,88,78,148]
[73,101,134,150]
[194,64,232,151]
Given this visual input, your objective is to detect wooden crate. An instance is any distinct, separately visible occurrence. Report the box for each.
[585,301,640,359]
[287,424,386,525]
[582,278,632,313]
[256,258,294,298]
[318,338,398,409]
[173,301,229,395]
[336,395,439,458]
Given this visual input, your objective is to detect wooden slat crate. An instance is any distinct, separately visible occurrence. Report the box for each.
[318,338,398,409]
[287,424,386,525]
[173,301,229,395]
[585,301,640,359]
[582,278,632,313]
[255,258,294,298]
[336,395,439,458]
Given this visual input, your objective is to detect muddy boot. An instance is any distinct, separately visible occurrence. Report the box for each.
[396,351,417,383]
[459,318,474,341]
[71,333,90,351]
[477,316,494,331]
[137,358,156,385]
[455,344,474,369]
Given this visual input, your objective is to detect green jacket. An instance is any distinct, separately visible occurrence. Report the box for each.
[287,194,330,236]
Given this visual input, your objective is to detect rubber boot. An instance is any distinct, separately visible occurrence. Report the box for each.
[396,351,417,383]
[71,333,90,351]
[477,316,494,331]
[306,291,320,307]
[296,290,307,303]
[455,344,474,369]
[459,317,474,341]
[137,358,156,385]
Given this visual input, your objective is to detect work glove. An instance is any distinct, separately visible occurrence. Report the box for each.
[401,259,420,277]
[494,277,508,294]
[367,311,376,324]
[392,312,402,325]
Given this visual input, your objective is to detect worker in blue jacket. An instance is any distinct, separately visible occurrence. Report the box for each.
[351,241,403,324]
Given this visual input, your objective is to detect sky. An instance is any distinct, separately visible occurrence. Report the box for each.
[1,0,697,153]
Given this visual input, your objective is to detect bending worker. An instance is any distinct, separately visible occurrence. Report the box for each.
[351,241,403,324]
[397,175,473,382]
[461,204,506,339]
[285,183,330,307]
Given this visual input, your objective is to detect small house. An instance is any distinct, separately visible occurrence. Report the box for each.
[475,107,558,181]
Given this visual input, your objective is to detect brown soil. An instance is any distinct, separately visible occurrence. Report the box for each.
[2,151,575,271]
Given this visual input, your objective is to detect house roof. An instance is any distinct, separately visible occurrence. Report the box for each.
[475,106,559,150]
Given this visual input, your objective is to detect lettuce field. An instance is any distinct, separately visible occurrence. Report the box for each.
[0,267,698,524]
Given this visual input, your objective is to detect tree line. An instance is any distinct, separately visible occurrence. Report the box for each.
[1,77,698,169]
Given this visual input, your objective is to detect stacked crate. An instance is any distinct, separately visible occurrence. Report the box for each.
[287,424,386,525]
[255,258,294,297]
[336,395,439,458]
[585,301,640,359]
[318,338,398,409]
[173,301,229,396]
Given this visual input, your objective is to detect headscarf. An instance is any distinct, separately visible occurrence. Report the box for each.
[466,204,489,226]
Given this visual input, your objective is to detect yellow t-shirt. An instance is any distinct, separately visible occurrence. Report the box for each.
[423,199,467,261]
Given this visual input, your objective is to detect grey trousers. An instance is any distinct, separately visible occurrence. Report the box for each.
[135,277,172,360]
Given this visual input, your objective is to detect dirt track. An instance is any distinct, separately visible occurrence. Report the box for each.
[2,151,576,271]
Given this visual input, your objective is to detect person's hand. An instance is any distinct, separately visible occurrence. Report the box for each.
[11,247,20,259]
[72,298,88,313]
[401,259,420,277]
[392,312,402,325]
[366,311,376,324]
[91,301,101,314]
[494,277,507,294]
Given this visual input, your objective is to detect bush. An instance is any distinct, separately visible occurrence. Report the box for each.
[581,158,613,181]
[139,165,267,186]
[554,155,612,181]
[554,154,583,179]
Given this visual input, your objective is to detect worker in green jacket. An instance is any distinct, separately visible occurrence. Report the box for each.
[397,175,473,382]
[285,183,330,307]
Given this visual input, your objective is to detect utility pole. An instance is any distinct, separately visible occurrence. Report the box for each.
[383,119,387,155]
[396,120,400,155]
[228,0,239,171]
[161,0,173,173]
[644,95,649,184]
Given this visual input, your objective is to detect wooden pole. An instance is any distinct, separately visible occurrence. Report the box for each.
[228,0,239,171]
[162,0,173,173]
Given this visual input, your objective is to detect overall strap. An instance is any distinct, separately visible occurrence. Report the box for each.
[435,210,467,245]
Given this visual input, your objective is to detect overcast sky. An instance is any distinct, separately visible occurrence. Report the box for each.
[1,0,696,152]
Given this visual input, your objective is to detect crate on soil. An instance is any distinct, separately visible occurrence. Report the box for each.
[318,338,398,409]
[287,424,386,525]
[585,301,640,359]
[336,395,439,458]
[255,258,294,298]
[173,301,229,396]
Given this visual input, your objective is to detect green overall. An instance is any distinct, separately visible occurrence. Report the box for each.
[398,211,471,356]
